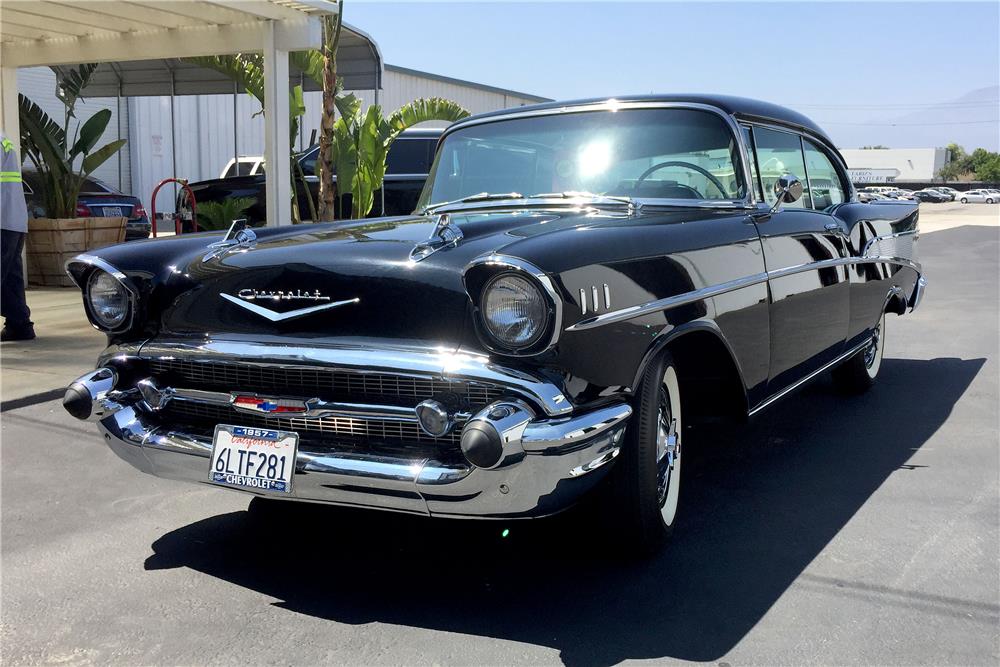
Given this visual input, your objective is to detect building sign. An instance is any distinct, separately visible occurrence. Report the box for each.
[848,168,900,183]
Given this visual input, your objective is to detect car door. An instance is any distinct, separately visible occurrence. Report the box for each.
[748,125,851,394]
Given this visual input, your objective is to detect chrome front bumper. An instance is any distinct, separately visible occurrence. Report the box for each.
[77,342,632,519]
[909,275,927,312]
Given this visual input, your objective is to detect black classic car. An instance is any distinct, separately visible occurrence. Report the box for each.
[63,95,925,551]
[178,128,441,225]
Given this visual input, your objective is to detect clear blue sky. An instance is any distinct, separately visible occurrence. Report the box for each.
[347,1,1000,150]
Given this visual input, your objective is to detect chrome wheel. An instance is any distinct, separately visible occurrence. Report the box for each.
[864,313,886,379]
[655,366,682,525]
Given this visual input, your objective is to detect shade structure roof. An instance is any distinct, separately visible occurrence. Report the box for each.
[1,1,380,228]
[46,24,381,96]
[0,1,382,92]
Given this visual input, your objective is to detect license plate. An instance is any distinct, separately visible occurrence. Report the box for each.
[209,425,298,494]
[101,206,123,217]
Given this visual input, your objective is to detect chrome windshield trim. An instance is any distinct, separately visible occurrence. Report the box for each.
[422,196,751,216]
[137,338,572,417]
[432,101,755,212]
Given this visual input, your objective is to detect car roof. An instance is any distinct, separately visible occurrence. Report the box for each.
[453,94,835,144]
[397,127,444,138]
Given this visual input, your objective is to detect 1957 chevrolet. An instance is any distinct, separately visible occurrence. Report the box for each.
[63,95,925,551]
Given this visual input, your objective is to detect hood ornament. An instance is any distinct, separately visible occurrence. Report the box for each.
[221,290,359,322]
[410,213,463,262]
[203,219,257,262]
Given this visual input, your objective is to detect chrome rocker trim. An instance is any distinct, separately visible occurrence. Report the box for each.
[748,336,871,416]
[95,399,631,519]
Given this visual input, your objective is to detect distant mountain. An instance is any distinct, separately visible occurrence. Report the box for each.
[832,87,999,150]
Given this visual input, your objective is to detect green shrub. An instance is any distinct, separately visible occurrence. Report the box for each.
[196,197,257,231]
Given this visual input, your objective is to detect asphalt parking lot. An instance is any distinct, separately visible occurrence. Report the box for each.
[2,218,997,665]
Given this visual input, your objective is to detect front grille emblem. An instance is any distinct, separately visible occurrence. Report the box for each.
[231,394,308,415]
[220,291,359,322]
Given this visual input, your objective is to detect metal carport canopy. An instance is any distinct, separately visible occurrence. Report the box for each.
[0,0,383,227]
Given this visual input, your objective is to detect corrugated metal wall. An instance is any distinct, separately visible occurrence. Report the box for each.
[18,67,131,193]
[21,65,546,213]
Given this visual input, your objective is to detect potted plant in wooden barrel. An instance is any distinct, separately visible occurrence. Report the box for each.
[18,70,127,287]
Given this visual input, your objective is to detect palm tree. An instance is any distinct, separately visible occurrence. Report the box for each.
[333,96,468,218]
[19,96,127,219]
[186,53,469,221]
[185,53,314,222]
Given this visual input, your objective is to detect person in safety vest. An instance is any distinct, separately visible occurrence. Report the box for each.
[1,130,35,341]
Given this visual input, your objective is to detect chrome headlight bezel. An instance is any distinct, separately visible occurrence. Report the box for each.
[80,268,135,333]
[466,256,561,356]
[479,271,550,350]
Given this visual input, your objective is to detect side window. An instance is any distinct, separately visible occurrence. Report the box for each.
[802,140,845,210]
[386,138,434,174]
[752,126,811,209]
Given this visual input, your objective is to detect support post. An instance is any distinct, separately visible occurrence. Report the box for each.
[232,81,238,175]
[262,20,292,227]
[1,66,19,154]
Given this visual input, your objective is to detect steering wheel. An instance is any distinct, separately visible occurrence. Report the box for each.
[634,160,729,198]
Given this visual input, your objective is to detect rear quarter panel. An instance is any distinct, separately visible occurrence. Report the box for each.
[837,201,920,348]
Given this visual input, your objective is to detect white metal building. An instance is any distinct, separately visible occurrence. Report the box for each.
[17,62,549,212]
[839,148,950,182]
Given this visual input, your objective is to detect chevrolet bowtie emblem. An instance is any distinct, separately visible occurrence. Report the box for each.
[231,394,308,414]
[221,292,359,322]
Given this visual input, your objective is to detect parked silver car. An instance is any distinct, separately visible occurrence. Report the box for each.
[958,190,996,204]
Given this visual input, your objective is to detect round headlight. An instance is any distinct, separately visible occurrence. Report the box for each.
[481,272,549,349]
[87,270,130,330]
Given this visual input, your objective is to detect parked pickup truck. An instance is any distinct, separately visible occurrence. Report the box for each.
[178,128,441,225]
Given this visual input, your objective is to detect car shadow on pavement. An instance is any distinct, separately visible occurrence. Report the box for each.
[145,356,984,666]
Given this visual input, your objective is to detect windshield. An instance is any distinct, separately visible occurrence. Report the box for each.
[418,107,745,210]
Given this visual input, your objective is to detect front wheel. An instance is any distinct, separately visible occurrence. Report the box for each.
[961,197,968,204]
[833,313,885,393]
[603,351,683,553]
[988,198,995,204]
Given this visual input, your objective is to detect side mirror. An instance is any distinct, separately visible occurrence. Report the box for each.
[771,174,803,213]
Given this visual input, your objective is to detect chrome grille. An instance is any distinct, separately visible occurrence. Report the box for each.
[162,401,463,449]
[146,358,504,407]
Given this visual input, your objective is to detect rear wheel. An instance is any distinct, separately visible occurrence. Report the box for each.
[833,313,885,393]
[961,197,968,204]
[987,198,995,204]
[604,351,683,554]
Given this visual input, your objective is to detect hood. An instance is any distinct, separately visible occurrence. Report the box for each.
[156,217,469,342]
[93,205,738,346]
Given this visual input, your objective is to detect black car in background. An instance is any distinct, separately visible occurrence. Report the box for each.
[22,172,151,241]
[913,190,949,203]
[179,128,441,225]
